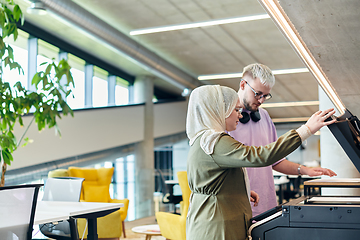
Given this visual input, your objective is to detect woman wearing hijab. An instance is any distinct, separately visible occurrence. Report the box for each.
[186,85,336,240]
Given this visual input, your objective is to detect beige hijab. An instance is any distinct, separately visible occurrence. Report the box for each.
[186,85,251,200]
[186,85,239,155]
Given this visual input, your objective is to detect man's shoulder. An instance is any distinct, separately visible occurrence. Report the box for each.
[258,107,269,115]
[259,107,272,120]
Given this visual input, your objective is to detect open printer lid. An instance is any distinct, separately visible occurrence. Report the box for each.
[327,108,360,173]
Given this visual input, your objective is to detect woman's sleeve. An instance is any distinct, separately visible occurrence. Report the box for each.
[212,130,302,168]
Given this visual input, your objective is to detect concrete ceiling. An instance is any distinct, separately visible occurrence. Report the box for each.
[15,0,360,120]
[278,0,360,117]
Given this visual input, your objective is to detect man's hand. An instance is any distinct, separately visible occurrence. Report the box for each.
[250,191,260,207]
[301,166,337,177]
[273,160,337,177]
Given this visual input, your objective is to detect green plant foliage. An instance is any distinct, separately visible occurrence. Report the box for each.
[0,0,74,171]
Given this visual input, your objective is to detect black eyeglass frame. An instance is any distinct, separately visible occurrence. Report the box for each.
[241,79,272,101]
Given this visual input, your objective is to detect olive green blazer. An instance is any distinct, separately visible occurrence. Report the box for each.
[186,130,301,240]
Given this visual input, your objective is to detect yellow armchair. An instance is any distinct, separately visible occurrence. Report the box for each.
[156,171,190,240]
[68,167,129,239]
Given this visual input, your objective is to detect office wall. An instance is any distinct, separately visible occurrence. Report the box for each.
[8,100,188,170]
[276,123,320,166]
[154,100,188,138]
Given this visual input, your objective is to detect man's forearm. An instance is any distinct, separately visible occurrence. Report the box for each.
[273,159,337,177]
[273,159,302,175]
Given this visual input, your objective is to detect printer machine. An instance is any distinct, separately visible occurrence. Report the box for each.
[249,109,360,240]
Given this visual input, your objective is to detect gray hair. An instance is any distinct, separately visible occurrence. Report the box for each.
[242,63,275,88]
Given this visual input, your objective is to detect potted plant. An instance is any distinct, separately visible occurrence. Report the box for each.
[0,0,74,186]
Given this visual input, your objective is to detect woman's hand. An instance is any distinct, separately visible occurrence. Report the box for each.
[250,191,260,207]
[305,108,337,134]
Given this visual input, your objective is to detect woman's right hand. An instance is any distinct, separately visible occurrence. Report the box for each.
[305,108,337,134]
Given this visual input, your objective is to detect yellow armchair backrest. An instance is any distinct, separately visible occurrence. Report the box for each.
[156,171,189,240]
[67,166,128,238]
[68,167,114,202]
[177,171,190,216]
[48,169,69,178]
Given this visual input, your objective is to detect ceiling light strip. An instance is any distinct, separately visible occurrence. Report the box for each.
[130,14,270,35]
[272,68,308,75]
[272,117,309,123]
[259,0,345,115]
[198,68,308,80]
[261,101,319,108]
[199,73,242,80]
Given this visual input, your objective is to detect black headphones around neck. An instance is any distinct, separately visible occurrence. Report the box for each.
[239,110,261,124]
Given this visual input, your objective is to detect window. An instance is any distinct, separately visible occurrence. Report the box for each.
[67,54,85,109]
[36,40,60,98]
[93,66,108,107]
[2,30,29,90]
[114,155,135,221]
[88,155,136,221]
[37,39,59,66]
[115,77,129,105]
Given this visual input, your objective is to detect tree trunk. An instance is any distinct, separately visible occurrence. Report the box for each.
[1,162,6,187]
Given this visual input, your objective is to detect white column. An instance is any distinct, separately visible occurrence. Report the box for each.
[58,51,68,101]
[133,75,155,218]
[319,87,360,195]
[107,75,116,106]
[27,36,37,92]
[84,63,93,108]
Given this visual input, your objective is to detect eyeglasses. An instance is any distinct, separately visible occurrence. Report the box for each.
[234,107,242,114]
[242,79,272,101]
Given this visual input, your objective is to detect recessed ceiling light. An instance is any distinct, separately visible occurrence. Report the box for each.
[130,14,270,35]
[198,68,309,80]
[181,88,190,97]
[27,1,47,15]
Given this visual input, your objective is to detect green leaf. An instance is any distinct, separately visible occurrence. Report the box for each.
[12,24,18,41]
[61,101,73,116]
[31,72,42,88]
[39,61,49,66]
[2,119,6,130]
[44,63,52,76]
[65,89,72,97]
[8,131,16,142]
[13,5,21,21]
[7,44,14,58]
[66,70,75,87]
[0,11,5,29]
[3,26,9,38]
[7,23,17,40]
[21,137,32,148]
[4,56,10,66]
[18,115,23,126]
[9,62,23,74]
[21,141,28,147]
[2,149,13,165]
[14,81,25,91]
[0,38,5,50]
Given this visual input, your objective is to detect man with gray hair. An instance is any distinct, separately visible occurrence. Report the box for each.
[229,63,337,216]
